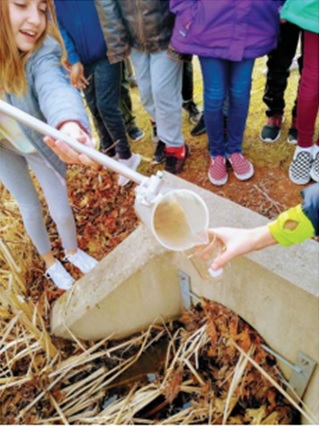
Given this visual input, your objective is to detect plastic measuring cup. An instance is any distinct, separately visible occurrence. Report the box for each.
[184,231,224,281]
[135,189,209,251]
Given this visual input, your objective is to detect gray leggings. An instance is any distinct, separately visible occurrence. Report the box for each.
[0,142,77,255]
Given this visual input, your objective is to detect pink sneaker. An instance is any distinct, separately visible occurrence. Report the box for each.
[208,156,228,186]
[228,153,254,181]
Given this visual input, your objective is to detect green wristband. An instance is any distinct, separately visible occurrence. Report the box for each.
[268,205,315,247]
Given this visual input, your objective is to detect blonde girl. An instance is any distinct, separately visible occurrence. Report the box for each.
[0,0,98,289]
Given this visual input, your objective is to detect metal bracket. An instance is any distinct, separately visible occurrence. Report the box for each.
[178,271,200,309]
[261,344,316,399]
[288,352,317,399]
[178,271,192,309]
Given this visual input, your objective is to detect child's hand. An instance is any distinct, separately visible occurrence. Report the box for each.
[69,62,90,90]
[59,121,95,148]
[208,226,276,271]
[43,122,98,167]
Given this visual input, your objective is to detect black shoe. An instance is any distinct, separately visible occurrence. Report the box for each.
[260,115,284,143]
[287,116,298,144]
[165,144,190,174]
[150,119,159,144]
[183,101,202,125]
[101,147,116,158]
[190,113,206,136]
[152,140,166,164]
[128,126,145,142]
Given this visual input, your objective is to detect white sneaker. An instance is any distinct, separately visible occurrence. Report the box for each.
[289,148,312,185]
[64,249,98,274]
[310,147,319,182]
[45,260,75,290]
[118,153,141,186]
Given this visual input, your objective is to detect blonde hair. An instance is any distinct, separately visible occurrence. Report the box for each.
[0,0,66,96]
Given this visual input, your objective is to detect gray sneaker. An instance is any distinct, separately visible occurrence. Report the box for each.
[45,260,75,290]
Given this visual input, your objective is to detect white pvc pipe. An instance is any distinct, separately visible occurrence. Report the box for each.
[0,99,147,185]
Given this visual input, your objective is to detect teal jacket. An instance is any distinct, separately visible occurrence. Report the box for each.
[280,0,319,34]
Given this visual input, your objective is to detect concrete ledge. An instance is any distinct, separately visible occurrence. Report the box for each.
[51,227,183,340]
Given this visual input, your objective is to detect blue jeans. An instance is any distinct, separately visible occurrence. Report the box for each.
[83,57,131,159]
[199,57,255,158]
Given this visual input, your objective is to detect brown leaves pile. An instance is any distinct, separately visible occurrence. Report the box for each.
[157,300,299,425]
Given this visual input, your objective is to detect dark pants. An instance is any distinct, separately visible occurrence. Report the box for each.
[120,60,137,131]
[182,61,193,102]
[83,57,131,159]
[263,22,302,118]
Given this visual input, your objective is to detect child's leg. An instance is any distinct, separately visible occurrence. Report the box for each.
[149,50,184,148]
[92,57,131,160]
[119,60,137,131]
[129,49,155,120]
[289,31,319,185]
[297,31,319,148]
[0,144,52,258]
[227,58,255,155]
[182,61,193,103]
[26,152,78,255]
[199,56,227,157]
[83,63,114,156]
[29,153,99,275]
[263,22,301,118]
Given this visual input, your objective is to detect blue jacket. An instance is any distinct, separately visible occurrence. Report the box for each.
[55,0,107,65]
[170,0,284,61]
[6,36,91,178]
[302,183,319,236]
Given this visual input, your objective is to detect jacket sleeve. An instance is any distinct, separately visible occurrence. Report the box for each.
[301,183,319,236]
[267,183,319,246]
[58,23,81,66]
[94,0,130,64]
[29,37,91,134]
[170,0,199,28]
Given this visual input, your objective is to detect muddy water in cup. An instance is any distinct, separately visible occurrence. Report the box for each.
[153,193,205,251]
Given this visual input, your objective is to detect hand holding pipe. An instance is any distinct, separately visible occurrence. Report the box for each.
[0,99,147,186]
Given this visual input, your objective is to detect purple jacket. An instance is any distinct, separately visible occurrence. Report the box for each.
[170,0,283,61]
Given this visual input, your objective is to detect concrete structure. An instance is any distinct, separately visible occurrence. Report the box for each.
[51,173,319,422]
